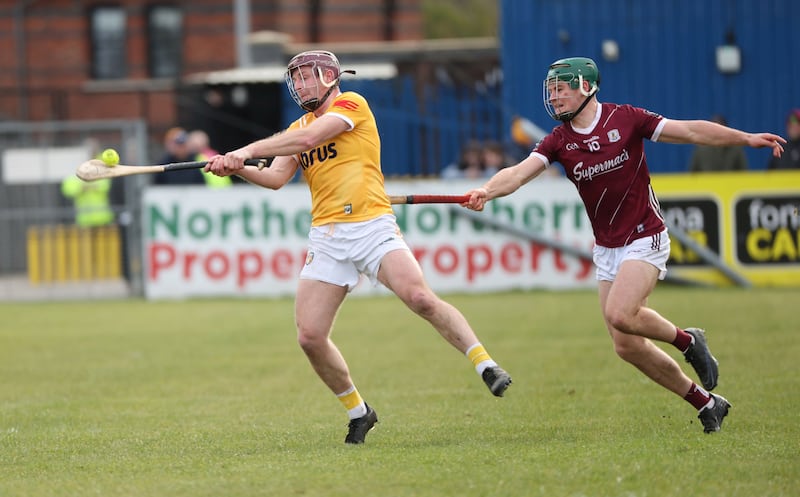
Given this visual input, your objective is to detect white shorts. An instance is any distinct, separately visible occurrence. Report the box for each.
[592,229,670,282]
[300,214,410,291]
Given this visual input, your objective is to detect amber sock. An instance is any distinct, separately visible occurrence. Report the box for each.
[337,386,367,419]
[466,343,497,375]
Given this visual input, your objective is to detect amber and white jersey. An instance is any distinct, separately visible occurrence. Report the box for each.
[288,91,393,226]
[532,103,668,248]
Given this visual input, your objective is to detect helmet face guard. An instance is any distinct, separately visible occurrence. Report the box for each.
[543,57,600,122]
[285,50,342,111]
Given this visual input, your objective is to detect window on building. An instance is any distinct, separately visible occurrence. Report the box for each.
[147,5,183,78]
[90,6,127,80]
[309,0,321,43]
[383,0,396,40]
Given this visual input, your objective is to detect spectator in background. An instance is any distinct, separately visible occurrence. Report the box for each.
[188,129,232,188]
[767,108,800,170]
[61,140,131,285]
[482,140,514,176]
[60,176,114,227]
[153,127,205,185]
[440,140,486,179]
[688,115,748,172]
[188,129,218,158]
[61,139,114,228]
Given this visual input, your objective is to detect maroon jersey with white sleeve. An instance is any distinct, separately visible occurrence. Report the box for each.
[532,103,668,248]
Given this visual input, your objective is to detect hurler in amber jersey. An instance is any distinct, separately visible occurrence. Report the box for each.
[464,56,786,433]
[286,91,391,226]
[206,50,512,445]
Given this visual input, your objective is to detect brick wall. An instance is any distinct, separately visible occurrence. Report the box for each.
[2,0,421,147]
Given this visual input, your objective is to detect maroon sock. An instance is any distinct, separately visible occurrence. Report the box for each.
[684,383,712,410]
[672,327,693,353]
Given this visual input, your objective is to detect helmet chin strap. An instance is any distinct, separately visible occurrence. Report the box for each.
[557,94,594,122]
[300,85,334,112]
[556,75,598,122]
[301,69,357,111]
[300,90,330,112]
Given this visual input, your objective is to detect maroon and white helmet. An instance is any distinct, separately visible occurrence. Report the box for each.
[285,50,353,111]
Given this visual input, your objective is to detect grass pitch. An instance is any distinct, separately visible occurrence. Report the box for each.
[1,287,798,496]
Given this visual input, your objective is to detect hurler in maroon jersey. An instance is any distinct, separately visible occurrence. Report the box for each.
[464,56,786,433]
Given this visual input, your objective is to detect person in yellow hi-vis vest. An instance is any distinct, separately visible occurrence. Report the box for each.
[188,129,232,189]
[60,175,114,227]
[55,142,126,285]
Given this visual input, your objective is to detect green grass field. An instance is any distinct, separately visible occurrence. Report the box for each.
[1,287,798,496]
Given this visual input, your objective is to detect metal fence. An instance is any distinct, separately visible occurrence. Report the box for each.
[286,75,510,177]
[0,119,148,301]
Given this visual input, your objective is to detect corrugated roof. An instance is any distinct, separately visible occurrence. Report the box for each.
[185,63,397,85]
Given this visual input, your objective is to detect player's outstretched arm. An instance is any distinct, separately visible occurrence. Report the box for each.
[660,119,786,157]
[464,155,547,211]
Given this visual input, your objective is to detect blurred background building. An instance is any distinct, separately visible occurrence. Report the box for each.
[1,0,500,174]
[4,1,797,177]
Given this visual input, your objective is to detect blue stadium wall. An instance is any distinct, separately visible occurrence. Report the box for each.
[500,0,800,172]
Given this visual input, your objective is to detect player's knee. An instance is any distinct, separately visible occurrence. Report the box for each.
[403,288,438,317]
[612,334,645,363]
[296,326,325,353]
[605,308,634,334]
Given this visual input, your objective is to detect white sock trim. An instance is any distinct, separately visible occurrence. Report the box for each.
[475,360,497,375]
[348,403,368,419]
[465,343,481,356]
[336,386,356,398]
